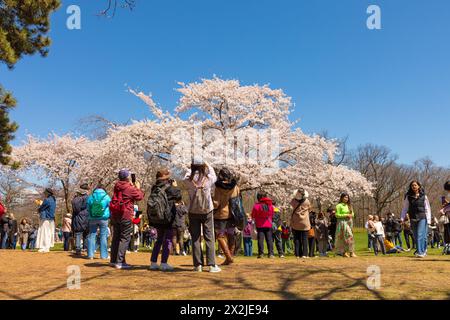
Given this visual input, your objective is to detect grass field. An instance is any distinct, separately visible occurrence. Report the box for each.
[0,229,449,300]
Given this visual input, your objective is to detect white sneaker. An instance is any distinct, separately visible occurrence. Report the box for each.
[217,254,224,259]
[115,263,132,270]
[149,262,160,271]
[209,265,222,273]
[194,265,203,272]
[160,263,174,272]
[182,251,187,256]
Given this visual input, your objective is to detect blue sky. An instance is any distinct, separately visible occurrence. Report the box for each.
[2,0,450,166]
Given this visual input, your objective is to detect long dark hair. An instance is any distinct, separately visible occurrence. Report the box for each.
[339,193,353,213]
[407,180,424,197]
[189,163,207,182]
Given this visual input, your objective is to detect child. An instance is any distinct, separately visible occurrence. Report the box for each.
[373,215,386,255]
[384,238,406,254]
[315,212,329,257]
[243,214,254,256]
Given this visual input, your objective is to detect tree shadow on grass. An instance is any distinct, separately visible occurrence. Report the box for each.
[0,270,114,300]
[200,264,387,300]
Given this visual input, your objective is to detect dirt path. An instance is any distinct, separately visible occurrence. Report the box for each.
[0,251,449,300]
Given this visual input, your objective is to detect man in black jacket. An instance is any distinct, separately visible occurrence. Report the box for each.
[72,183,90,256]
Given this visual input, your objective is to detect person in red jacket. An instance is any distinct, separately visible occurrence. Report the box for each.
[251,191,275,259]
[110,169,144,269]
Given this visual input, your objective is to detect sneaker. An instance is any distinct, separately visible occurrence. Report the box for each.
[160,263,174,272]
[405,248,411,252]
[182,251,187,256]
[209,265,222,273]
[417,254,426,258]
[269,255,275,259]
[193,265,203,272]
[301,256,308,259]
[149,262,160,271]
[115,263,132,270]
[350,253,358,258]
[257,255,263,259]
[217,254,224,259]
[280,255,285,258]
[109,262,116,267]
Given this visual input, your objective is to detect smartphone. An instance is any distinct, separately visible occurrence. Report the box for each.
[131,173,136,184]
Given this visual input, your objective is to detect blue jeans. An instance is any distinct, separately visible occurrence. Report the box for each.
[244,237,253,256]
[1,231,8,249]
[9,234,17,249]
[88,219,109,259]
[393,232,403,247]
[412,219,428,255]
[367,232,374,250]
[75,232,84,252]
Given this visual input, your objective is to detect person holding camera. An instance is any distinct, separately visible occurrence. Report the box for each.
[185,160,221,273]
[109,169,144,269]
[148,169,182,271]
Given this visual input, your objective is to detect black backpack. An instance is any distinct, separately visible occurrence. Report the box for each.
[229,195,245,230]
[147,184,172,225]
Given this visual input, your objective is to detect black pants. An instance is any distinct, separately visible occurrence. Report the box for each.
[110,218,132,265]
[308,237,316,257]
[293,230,308,257]
[273,231,284,256]
[257,228,274,257]
[63,232,71,251]
[404,230,415,249]
[189,212,216,267]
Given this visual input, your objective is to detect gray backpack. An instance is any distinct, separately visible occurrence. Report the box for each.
[189,178,210,214]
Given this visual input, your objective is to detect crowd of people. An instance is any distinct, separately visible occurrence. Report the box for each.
[1,163,449,272]
[365,181,450,257]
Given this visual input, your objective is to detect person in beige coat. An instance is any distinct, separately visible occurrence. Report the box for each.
[290,188,312,259]
[213,168,240,265]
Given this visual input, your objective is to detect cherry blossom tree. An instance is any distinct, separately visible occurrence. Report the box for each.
[130,77,373,208]
[13,77,373,211]
[12,134,97,212]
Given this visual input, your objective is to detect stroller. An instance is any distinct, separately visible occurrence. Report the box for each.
[442,223,450,255]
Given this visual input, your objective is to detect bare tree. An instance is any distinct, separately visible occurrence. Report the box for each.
[351,144,414,217]
[98,0,136,18]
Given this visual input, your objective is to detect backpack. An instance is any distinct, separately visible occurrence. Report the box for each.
[229,195,245,230]
[109,191,127,216]
[147,184,172,225]
[90,193,107,218]
[189,178,210,214]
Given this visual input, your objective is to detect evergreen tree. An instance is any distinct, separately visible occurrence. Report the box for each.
[0,0,60,164]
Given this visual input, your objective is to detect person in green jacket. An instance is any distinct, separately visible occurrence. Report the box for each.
[335,193,357,258]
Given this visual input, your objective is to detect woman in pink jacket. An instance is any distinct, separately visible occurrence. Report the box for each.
[251,191,274,259]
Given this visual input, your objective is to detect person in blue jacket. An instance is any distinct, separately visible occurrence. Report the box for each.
[87,183,111,260]
[36,188,56,253]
